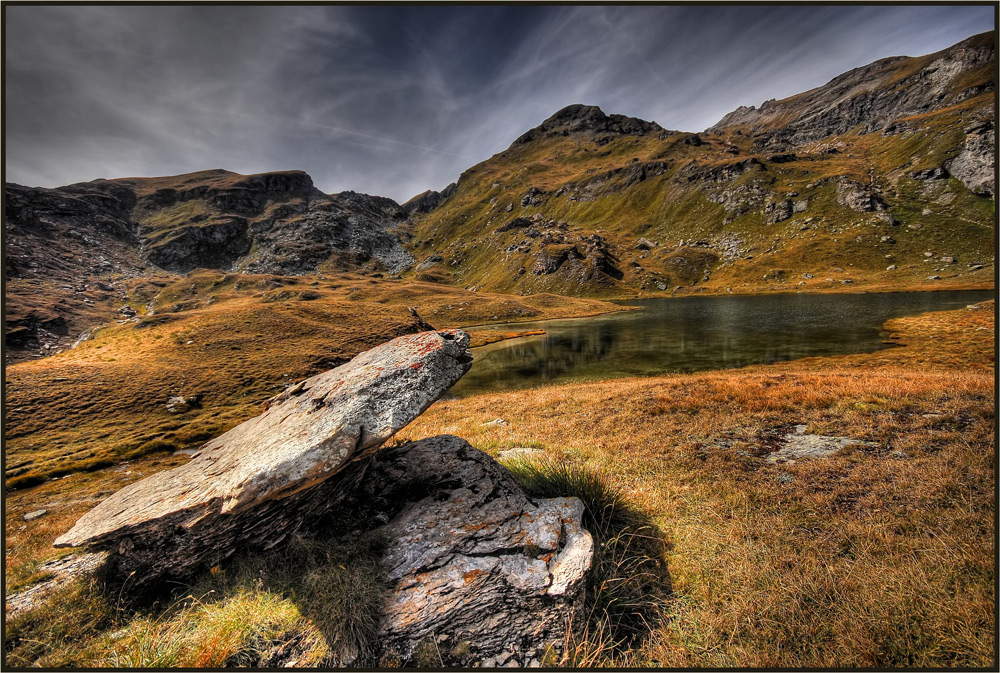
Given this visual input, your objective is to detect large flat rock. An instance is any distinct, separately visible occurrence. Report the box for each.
[53,330,472,580]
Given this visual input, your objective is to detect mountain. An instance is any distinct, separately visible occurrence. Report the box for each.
[5,32,995,360]
[402,31,995,297]
[5,169,413,357]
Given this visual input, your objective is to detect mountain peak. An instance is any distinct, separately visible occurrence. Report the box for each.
[514,104,662,145]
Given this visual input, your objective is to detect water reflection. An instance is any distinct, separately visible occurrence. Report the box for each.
[452,290,994,396]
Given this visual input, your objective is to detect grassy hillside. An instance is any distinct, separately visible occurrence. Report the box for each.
[403,37,994,298]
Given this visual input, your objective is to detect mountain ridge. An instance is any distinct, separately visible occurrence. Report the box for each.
[5,30,995,361]
[400,30,994,297]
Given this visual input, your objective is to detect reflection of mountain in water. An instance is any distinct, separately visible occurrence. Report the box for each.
[449,290,993,397]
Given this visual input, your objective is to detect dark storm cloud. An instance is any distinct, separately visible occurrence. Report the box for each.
[4,4,994,202]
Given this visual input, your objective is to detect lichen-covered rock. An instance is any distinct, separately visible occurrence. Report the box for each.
[346,435,593,667]
[53,330,472,582]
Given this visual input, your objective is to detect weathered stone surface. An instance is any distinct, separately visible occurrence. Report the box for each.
[947,120,995,197]
[346,435,593,667]
[53,330,473,581]
[766,424,877,463]
[5,552,108,618]
[22,509,48,522]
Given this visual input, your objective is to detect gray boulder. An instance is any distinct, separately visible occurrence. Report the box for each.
[352,435,594,667]
[53,330,473,582]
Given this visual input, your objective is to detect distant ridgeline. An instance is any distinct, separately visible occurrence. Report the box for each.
[5,31,995,354]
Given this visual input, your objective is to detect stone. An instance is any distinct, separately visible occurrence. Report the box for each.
[766,425,876,464]
[5,552,108,618]
[886,265,898,271]
[347,435,593,667]
[837,179,884,212]
[634,237,656,250]
[53,330,474,582]
[165,394,201,413]
[23,509,47,521]
[946,121,995,197]
[928,275,941,280]
[497,447,545,461]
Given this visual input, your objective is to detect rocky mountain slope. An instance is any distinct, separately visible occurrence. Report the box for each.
[403,31,995,297]
[5,170,413,357]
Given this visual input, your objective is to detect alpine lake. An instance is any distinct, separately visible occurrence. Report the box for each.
[451,290,995,396]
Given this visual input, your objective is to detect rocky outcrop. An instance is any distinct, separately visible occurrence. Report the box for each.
[54,330,473,582]
[5,552,108,618]
[402,182,457,215]
[837,179,886,212]
[240,191,415,275]
[556,160,668,202]
[346,435,593,667]
[946,120,995,197]
[514,104,662,145]
[765,424,877,464]
[6,169,415,277]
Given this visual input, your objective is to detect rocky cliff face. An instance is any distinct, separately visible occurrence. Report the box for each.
[403,31,995,298]
[5,170,416,359]
[7,169,414,277]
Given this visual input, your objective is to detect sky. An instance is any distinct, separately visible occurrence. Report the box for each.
[4,4,995,203]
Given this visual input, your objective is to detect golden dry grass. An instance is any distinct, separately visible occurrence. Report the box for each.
[4,270,622,487]
[397,301,995,667]
[4,298,994,668]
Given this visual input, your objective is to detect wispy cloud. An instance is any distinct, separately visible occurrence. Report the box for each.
[4,5,993,202]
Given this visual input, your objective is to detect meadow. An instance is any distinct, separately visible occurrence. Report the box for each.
[4,294,995,667]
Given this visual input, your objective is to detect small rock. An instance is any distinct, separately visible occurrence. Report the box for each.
[23,509,48,521]
[927,275,941,280]
[498,447,544,461]
[777,473,795,484]
[940,256,955,264]
[924,251,934,257]
[886,265,898,271]
[766,429,876,464]
[483,418,509,427]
